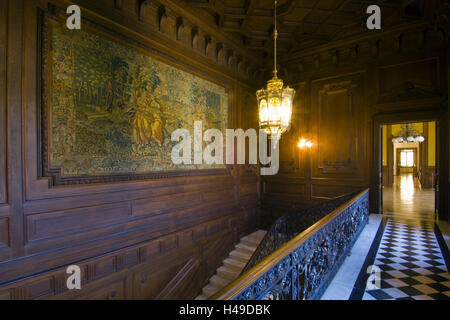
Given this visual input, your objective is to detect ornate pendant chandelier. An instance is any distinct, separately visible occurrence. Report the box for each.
[392,124,425,143]
[257,0,295,142]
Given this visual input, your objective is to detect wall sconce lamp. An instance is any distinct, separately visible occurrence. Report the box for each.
[298,138,313,149]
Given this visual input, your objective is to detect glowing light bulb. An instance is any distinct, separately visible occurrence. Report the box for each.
[298,138,306,148]
[415,136,425,142]
[298,138,313,149]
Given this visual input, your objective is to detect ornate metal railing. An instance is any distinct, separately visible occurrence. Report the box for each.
[242,192,357,274]
[210,189,370,300]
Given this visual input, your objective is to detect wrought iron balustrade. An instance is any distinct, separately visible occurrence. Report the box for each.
[210,189,370,300]
[242,192,357,274]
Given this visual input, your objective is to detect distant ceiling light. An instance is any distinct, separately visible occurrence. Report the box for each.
[391,124,425,144]
[415,136,425,143]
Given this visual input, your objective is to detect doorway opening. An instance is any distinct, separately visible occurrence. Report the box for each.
[381,121,437,221]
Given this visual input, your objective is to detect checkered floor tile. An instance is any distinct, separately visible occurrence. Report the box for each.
[363,219,450,300]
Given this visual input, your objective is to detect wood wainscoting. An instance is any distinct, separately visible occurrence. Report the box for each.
[0,0,261,299]
[0,209,258,300]
[262,18,448,218]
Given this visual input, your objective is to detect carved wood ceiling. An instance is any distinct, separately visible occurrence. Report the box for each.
[185,0,429,61]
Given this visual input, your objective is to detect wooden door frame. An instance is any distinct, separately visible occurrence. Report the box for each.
[384,124,394,186]
[371,108,449,221]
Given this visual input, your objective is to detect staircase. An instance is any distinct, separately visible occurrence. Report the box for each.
[196,230,267,300]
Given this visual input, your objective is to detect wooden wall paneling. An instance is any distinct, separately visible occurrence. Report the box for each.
[0,0,7,206]
[263,36,448,211]
[22,191,241,257]
[6,0,25,259]
[260,5,448,216]
[307,71,367,201]
[241,86,258,130]
[261,81,311,207]
[234,83,260,203]
[302,80,313,200]
[438,108,449,221]
[23,175,234,215]
[1,203,257,286]
[0,0,261,298]
[364,63,377,195]
[26,202,132,242]
[73,277,129,300]
[278,82,308,177]
[377,58,440,105]
[310,184,362,200]
[0,208,254,299]
[263,179,306,197]
[0,218,9,248]
[0,0,10,262]
[133,258,190,300]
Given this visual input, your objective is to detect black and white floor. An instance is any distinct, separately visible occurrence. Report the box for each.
[322,216,450,300]
[323,174,450,300]
[362,219,450,300]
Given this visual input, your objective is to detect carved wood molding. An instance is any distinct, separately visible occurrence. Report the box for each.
[137,0,151,21]
[375,97,445,112]
[284,20,430,64]
[0,205,257,295]
[281,20,448,83]
[377,81,443,104]
[317,80,358,174]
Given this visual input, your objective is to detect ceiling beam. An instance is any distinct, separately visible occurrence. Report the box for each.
[241,0,258,31]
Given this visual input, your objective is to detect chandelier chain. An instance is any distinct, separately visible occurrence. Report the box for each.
[273,0,278,77]
[256,0,294,143]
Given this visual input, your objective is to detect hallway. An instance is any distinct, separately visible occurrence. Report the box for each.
[323,174,449,300]
[360,175,450,299]
[383,174,435,222]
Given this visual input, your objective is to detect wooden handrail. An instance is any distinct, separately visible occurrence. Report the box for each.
[155,258,200,300]
[210,188,370,300]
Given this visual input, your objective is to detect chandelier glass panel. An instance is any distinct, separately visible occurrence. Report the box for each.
[391,124,425,144]
[257,0,295,141]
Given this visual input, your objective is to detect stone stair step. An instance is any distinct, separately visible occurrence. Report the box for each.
[254,230,267,238]
[217,266,241,281]
[241,230,267,247]
[235,243,257,254]
[230,250,252,262]
[223,257,246,271]
[195,230,267,300]
[210,275,229,288]
[240,237,260,247]
[202,283,220,297]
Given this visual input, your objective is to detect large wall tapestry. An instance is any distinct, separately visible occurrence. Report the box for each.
[42,17,228,184]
